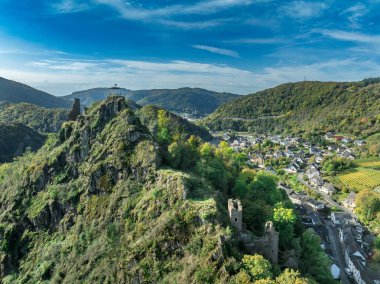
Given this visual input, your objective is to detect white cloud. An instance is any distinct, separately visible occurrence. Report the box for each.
[192,45,239,57]
[318,30,380,44]
[280,1,328,19]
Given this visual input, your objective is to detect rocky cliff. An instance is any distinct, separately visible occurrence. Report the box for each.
[0,96,235,283]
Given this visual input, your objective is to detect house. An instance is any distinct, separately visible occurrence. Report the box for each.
[306,168,320,180]
[314,154,323,164]
[341,151,355,160]
[342,138,353,144]
[310,176,324,187]
[325,132,335,140]
[222,133,231,141]
[289,192,305,205]
[331,212,351,225]
[320,182,336,195]
[277,183,293,195]
[354,140,366,146]
[265,166,276,174]
[284,149,295,158]
[334,135,344,142]
[343,192,357,210]
[310,145,321,155]
[305,198,324,211]
[327,144,338,151]
[273,150,284,159]
[339,225,380,284]
[285,163,300,173]
[310,212,323,226]
[250,153,265,167]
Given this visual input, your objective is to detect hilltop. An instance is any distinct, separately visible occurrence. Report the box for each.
[0,77,69,109]
[64,87,238,116]
[205,79,380,137]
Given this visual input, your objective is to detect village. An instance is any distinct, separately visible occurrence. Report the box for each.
[213,131,379,284]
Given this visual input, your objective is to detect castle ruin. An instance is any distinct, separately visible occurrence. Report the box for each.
[68,98,81,121]
[228,199,242,232]
[251,221,279,263]
[228,198,279,264]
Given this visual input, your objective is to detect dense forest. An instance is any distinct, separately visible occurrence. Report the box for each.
[0,102,69,133]
[0,122,46,163]
[205,79,380,137]
[0,96,333,283]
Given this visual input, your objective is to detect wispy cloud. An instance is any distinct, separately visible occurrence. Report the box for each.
[52,0,89,13]
[192,45,239,57]
[341,3,369,29]
[226,38,285,44]
[280,1,328,19]
[51,0,264,28]
[318,30,380,44]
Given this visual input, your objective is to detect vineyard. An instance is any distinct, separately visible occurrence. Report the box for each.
[339,168,380,192]
[356,157,380,168]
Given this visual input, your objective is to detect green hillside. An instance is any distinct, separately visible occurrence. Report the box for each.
[0,77,69,109]
[205,79,380,137]
[64,87,238,116]
[0,96,332,283]
[0,102,69,133]
[0,122,46,163]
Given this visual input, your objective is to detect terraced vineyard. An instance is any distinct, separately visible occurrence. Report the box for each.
[357,158,380,168]
[339,168,380,191]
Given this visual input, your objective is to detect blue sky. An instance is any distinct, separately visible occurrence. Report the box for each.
[1,0,380,95]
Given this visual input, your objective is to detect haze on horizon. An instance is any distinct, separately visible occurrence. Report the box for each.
[1,0,380,96]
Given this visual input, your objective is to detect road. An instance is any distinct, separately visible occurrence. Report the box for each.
[297,173,356,218]
[326,220,352,284]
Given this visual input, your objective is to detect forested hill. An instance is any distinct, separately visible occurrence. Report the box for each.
[0,122,46,163]
[64,87,238,116]
[0,77,69,108]
[205,79,380,137]
[0,102,69,133]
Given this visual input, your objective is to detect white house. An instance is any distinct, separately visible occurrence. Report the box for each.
[320,182,336,195]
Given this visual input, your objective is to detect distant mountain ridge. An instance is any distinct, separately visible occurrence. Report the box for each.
[0,77,69,108]
[63,87,239,116]
[205,78,380,137]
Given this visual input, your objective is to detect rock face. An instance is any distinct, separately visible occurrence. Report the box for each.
[0,96,229,283]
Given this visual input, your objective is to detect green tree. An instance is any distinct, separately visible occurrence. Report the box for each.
[273,204,296,248]
[242,254,273,281]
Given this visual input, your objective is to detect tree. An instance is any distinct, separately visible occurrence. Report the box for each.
[273,203,296,248]
[299,229,335,283]
[275,269,314,284]
[355,190,380,222]
[241,254,273,281]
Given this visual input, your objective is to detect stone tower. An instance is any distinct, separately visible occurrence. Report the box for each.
[68,98,81,121]
[228,199,242,232]
[248,221,279,264]
[264,221,279,264]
